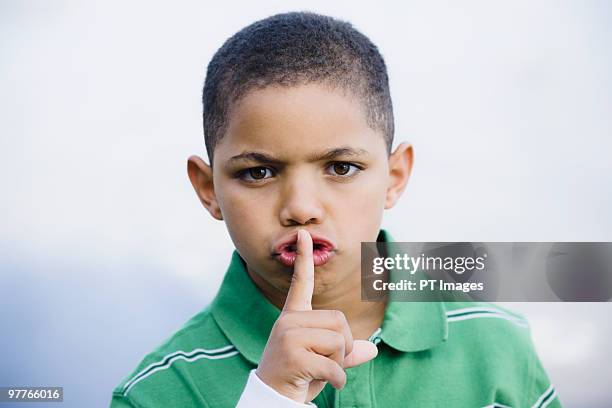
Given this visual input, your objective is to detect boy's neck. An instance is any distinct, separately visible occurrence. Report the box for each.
[247,266,386,340]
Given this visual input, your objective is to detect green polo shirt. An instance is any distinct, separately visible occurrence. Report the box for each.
[111,230,561,407]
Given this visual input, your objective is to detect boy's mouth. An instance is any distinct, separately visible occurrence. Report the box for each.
[272,232,336,268]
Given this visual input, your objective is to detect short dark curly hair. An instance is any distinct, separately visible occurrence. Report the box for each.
[202,11,394,164]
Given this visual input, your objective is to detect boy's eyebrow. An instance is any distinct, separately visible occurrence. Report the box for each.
[227,147,369,165]
[308,147,369,162]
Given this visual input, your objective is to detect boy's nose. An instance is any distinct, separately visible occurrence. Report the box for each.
[278,179,325,226]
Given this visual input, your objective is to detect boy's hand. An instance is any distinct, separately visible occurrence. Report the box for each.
[256,229,378,404]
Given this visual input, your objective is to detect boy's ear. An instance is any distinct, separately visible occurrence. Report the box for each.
[187,155,223,220]
[385,142,413,209]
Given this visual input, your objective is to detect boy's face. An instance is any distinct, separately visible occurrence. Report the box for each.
[188,83,412,299]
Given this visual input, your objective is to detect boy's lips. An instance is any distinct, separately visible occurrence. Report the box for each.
[271,231,336,267]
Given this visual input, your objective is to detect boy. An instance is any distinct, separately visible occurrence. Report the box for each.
[111,11,560,407]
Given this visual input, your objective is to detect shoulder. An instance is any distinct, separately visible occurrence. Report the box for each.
[443,301,536,358]
[441,302,560,407]
[111,306,245,407]
[442,302,535,374]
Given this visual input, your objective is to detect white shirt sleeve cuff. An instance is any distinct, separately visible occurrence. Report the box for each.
[236,369,317,408]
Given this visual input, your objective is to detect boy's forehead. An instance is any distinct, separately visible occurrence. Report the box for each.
[216,83,386,160]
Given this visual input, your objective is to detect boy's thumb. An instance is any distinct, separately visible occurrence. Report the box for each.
[343,340,378,368]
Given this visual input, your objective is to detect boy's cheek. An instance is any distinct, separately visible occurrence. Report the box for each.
[219,203,279,264]
[335,189,387,249]
[332,178,387,222]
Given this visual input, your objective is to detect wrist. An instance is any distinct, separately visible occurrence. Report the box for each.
[255,368,308,404]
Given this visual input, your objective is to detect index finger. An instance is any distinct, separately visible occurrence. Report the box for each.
[283,229,314,311]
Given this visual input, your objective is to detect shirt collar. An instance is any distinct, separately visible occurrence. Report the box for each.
[210,250,280,365]
[210,229,448,365]
[375,229,449,352]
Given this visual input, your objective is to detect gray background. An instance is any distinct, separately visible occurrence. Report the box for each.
[1,1,611,406]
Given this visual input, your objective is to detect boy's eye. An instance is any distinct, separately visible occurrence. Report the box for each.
[327,162,361,177]
[239,167,274,181]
